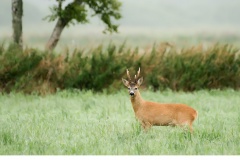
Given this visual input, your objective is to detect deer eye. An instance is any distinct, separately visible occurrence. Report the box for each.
[135,88,138,90]
[128,87,130,90]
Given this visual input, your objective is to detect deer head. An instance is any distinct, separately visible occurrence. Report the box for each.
[122,68,143,97]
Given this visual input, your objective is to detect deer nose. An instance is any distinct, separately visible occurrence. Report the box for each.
[130,92,134,96]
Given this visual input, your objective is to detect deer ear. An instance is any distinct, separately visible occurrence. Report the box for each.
[137,77,143,86]
[122,78,129,87]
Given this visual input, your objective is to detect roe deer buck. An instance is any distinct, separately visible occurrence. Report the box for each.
[122,68,198,132]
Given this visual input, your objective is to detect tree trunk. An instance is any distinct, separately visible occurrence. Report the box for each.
[12,0,23,48]
[45,18,68,51]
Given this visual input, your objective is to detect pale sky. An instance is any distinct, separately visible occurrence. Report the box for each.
[1,0,240,49]
[1,0,240,39]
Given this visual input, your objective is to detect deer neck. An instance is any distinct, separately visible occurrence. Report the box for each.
[130,90,144,113]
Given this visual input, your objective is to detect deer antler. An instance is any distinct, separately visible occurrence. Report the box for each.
[126,69,131,80]
[134,67,141,81]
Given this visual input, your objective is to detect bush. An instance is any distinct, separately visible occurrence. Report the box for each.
[0,44,43,93]
[0,43,239,94]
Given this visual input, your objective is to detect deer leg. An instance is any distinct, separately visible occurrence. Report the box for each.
[184,122,194,133]
[188,122,194,133]
[177,120,194,133]
[141,121,152,131]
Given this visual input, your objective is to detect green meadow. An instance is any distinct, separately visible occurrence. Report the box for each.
[0,89,239,155]
[1,0,240,156]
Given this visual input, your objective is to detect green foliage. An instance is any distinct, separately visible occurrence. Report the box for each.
[0,44,43,93]
[44,0,122,32]
[157,44,240,91]
[64,45,120,91]
[0,90,240,154]
[87,0,122,33]
[0,43,240,94]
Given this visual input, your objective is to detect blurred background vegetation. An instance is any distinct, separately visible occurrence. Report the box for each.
[0,0,240,94]
[1,0,240,49]
[0,43,239,94]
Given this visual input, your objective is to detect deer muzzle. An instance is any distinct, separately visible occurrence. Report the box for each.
[129,91,134,96]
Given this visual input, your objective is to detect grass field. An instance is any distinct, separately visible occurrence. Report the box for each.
[0,89,240,155]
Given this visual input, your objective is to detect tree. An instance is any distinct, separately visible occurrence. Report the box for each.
[45,0,122,51]
[12,0,23,49]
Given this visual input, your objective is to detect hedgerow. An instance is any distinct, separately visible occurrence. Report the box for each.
[0,43,239,94]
